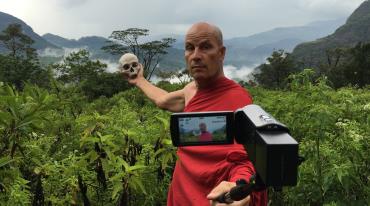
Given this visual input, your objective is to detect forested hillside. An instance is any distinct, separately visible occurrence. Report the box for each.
[253,1,370,90]
[0,12,58,50]
[292,0,370,67]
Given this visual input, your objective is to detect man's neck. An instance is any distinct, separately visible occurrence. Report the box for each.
[195,74,225,89]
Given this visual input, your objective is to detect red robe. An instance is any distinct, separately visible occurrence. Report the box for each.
[199,131,213,142]
[167,76,267,206]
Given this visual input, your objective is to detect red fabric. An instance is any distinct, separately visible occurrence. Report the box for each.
[199,131,212,141]
[167,76,267,206]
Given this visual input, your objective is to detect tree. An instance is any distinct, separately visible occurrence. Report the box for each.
[53,49,106,84]
[102,28,175,80]
[53,49,129,99]
[0,23,35,58]
[0,24,48,90]
[342,42,370,87]
[254,50,299,89]
[322,43,370,88]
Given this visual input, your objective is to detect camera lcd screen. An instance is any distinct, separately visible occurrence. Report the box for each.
[170,111,234,146]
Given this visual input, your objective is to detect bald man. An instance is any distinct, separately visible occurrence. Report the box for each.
[124,22,266,206]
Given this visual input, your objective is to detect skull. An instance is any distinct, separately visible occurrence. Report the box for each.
[118,53,140,78]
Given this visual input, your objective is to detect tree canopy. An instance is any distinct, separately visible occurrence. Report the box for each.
[254,50,299,89]
[0,24,48,90]
[102,28,175,80]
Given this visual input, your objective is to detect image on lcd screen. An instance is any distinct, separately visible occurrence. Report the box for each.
[178,116,227,143]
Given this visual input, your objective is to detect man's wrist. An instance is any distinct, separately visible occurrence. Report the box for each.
[134,77,147,87]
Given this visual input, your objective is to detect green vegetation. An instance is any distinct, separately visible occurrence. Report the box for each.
[0,70,369,205]
[253,50,299,89]
[250,70,370,205]
[0,23,50,90]
[0,84,176,205]
[254,42,370,89]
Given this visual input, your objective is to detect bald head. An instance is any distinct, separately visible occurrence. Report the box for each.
[186,22,223,46]
[199,122,207,132]
[184,22,226,87]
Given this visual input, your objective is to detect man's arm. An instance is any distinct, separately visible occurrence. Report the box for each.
[124,64,186,112]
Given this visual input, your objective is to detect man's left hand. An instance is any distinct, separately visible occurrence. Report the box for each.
[207,181,250,206]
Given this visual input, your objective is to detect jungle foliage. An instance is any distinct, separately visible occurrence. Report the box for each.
[0,70,369,205]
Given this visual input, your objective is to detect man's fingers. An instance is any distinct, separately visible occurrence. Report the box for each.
[209,196,250,206]
[207,181,235,199]
[138,63,143,74]
[208,181,250,206]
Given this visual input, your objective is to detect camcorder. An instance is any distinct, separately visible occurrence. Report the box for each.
[170,104,303,203]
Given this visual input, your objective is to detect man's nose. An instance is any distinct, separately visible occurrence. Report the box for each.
[191,47,202,61]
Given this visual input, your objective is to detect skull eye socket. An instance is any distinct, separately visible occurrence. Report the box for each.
[132,62,138,67]
[123,64,130,70]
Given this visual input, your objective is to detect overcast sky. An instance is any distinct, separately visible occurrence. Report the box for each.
[0,0,366,40]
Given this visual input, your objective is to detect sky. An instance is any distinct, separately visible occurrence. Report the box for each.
[0,0,366,40]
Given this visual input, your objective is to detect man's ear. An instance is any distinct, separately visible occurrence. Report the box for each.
[219,46,226,61]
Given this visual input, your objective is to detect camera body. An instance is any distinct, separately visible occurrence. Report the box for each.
[170,104,299,187]
[234,105,298,187]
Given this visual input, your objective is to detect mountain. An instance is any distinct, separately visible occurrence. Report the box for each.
[291,0,370,66]
[0,11,58,50]
[147,18,346,69]
[43,33,108,50]
[40,16,345,70]
[0,10,350,72]
[42,33,81,48]
[223,18,346,67]
[42,33,185,70]
[42,33,118,60]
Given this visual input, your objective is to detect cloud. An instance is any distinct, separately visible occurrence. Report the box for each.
[50,0,89,8]
[224,65,255,81]
[99,59,119,73]
[296,0,365,18]
[38,47,89,58]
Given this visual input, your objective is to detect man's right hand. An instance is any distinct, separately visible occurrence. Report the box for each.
[207,181,250,206]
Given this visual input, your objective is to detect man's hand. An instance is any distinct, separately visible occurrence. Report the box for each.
[122,63,145,85]
[207,181,250,206]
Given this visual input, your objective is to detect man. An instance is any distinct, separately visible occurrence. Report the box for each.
[124,22,267,206]
[198,122,213,142]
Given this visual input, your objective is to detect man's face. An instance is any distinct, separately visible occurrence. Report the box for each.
[184,27,225,82]
[199,123,207,132]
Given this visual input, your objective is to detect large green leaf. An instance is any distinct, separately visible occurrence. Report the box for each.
[0,156,14,168]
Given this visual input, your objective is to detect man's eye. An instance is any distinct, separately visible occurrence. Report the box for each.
[201,44,212,50]
[185,45,194,51]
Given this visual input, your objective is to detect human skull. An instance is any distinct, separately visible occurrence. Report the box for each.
[118,53,140,78]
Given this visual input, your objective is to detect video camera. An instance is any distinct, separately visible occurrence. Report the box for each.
[170,104,302,203]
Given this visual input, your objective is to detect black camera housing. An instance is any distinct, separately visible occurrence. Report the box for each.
[235,105,299,187]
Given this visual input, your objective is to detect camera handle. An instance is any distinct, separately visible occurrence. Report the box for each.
[216,175,257,204]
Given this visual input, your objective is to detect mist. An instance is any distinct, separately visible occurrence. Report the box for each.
[224,65,256,81]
